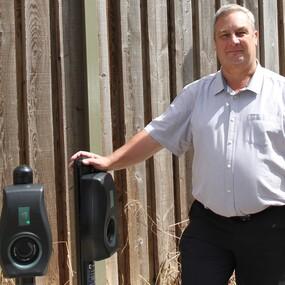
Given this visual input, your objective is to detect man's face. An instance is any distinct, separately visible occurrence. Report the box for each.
[214,11,258,69]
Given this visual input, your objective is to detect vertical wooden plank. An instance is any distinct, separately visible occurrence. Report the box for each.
[85,0,120,284]
[49,0,75,283]
[120,0,151,284]
[171,0,194,234]
[0,5,20,280]
[192,0,217,77]
[96,1,120,284]
[0,0,20,195]
[61,0,89,283]
[107,0,130,284]
[147,1,177,283]
[259,0,279,72]
[278,0,285,75]
[219,0,237,5]
[22,1,60,283]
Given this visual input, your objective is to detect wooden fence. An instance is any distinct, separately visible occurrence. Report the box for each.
[0,0,285,284]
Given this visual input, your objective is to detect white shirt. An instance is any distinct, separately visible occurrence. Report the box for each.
[145,64,285,217]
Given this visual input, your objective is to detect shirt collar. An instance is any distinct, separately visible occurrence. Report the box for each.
[212,70,226,95]
[213,63,263,96]
[246,63,263,95]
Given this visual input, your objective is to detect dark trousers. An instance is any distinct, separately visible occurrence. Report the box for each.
[179,200,285,285]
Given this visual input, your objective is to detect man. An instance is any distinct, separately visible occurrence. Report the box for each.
[70,4,285,285]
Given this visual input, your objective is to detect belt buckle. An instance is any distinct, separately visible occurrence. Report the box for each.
[240,214,251,222]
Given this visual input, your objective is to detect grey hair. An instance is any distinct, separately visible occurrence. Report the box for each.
[214,4,256,29]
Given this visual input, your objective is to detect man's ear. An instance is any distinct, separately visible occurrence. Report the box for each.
[254,30,259,46]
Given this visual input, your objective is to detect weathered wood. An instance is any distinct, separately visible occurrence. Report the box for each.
[97,0,119,284]
[147,1,177,283]
[120,0,152,284]
[21,1,60,284]
[193,0,217,77]
[219,0,237,6]
[259,0,279,72]
[171,0,194,234]
[0,0,20,206]
[107,0,130,284]
[61,0,89,283]
[49,0,72,284]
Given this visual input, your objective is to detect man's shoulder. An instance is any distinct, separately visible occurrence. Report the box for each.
[261,66,285,82]
[184,71,220,90]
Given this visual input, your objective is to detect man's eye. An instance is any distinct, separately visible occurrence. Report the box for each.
[236,31,247,37]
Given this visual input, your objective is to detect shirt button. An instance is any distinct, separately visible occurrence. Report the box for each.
[227,189,231,193]
[227,164,231,168]
[227,140,232,145]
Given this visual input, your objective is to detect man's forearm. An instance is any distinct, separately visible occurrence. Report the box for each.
[69,130,162,171]
[106,130,162,170]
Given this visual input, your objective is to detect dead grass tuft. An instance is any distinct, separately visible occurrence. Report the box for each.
[124,199,236,285]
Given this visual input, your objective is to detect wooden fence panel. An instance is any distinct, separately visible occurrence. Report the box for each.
[193,0,217,77]
[259,0,279,72]
[0,0,20,192]
[21,1,60,283]
[1,0,285,284]
[120,0,152,284]
[97,1,120,284]
[147,1,177,283]
[0,0,88,284]
[171,0,194,234]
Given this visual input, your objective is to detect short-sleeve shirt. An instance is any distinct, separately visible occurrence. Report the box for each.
[144,64,285,217]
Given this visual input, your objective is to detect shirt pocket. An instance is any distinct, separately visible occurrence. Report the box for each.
[246,114,283,148]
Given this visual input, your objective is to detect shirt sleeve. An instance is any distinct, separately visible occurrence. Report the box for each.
[144,86,195,156]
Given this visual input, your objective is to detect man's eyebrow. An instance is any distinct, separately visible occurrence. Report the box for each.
[217,26,248,34]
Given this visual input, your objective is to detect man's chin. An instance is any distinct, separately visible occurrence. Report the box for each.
[227,57,246,65]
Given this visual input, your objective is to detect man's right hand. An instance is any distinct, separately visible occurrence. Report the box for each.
[69,151,112,171]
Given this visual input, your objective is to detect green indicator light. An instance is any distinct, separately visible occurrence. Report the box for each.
[18,207,31,226]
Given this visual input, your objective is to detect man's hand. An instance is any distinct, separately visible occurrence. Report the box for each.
[69,130,162,171]
[69,151,112,171]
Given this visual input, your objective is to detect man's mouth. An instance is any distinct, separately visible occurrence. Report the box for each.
[227,50,243,54]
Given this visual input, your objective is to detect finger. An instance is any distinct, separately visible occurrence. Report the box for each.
[69,151,88,168]
[70,151,92,160]
[81,158,95,166]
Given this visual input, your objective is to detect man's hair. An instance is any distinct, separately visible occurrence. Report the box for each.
[214,4,256,29]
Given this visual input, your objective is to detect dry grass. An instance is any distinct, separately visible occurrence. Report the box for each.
[124,199,237,285]
[0,270,15,285]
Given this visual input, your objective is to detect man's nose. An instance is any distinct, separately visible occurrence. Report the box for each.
[231,34,240,44]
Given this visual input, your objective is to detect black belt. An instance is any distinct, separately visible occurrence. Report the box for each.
[194,200,273,222]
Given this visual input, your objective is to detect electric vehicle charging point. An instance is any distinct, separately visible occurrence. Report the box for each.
[73,157,118,285]
[0,165,52,285]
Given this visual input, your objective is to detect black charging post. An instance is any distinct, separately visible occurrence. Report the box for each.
[13,166,35,285]
[0,166,52,285]
[73,158,118,285]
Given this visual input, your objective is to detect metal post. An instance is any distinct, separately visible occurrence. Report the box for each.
[82,261,95,285]
[15,277,35,285]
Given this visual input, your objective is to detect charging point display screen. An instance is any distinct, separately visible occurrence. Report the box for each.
[18,207,31,226]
